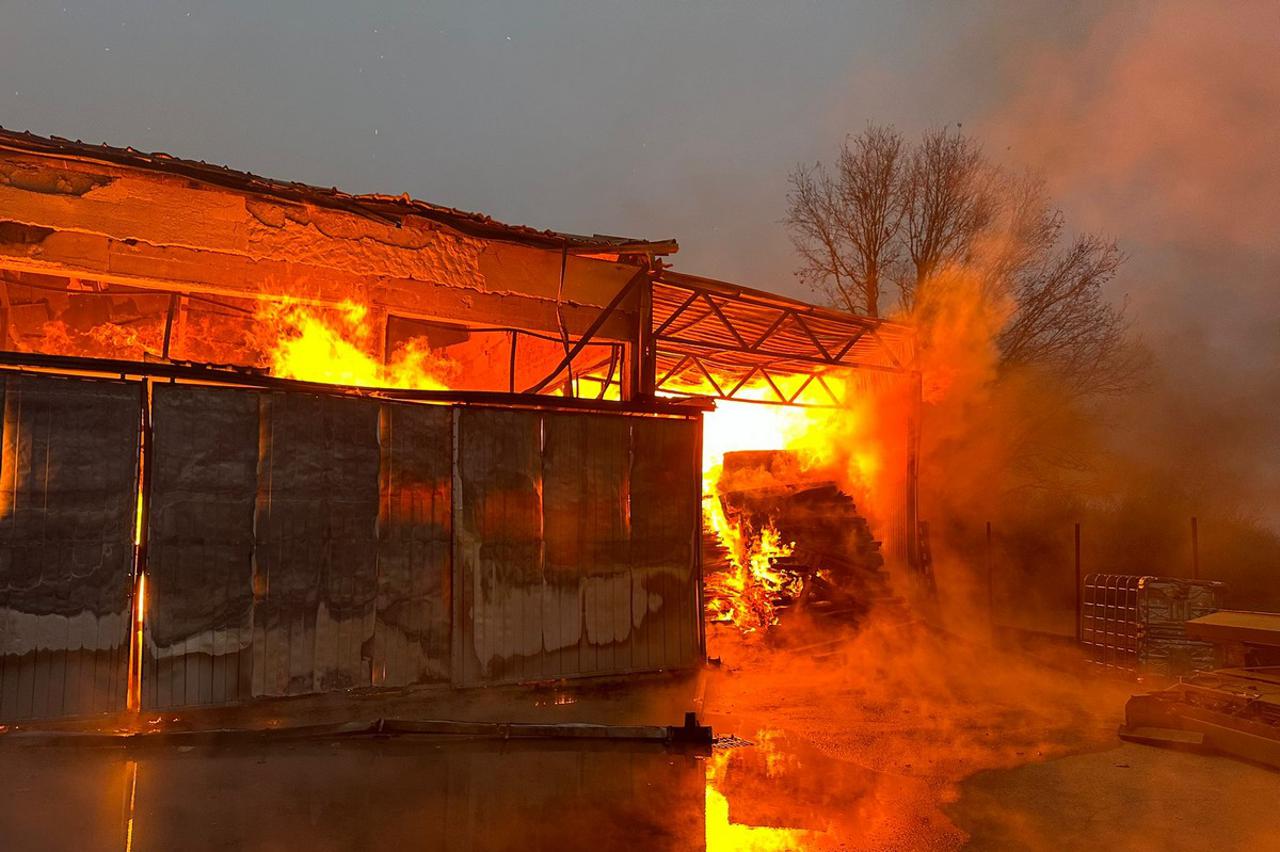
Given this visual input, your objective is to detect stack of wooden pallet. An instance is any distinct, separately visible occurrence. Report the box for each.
[707,450,901,626]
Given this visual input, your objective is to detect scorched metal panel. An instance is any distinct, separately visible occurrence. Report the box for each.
[455,408,701,686]
[144,384,258,709]
[374,403,452,686]
[145,388,454,708]
[0,374,141,721]
[628,416,701,673]
[453,408,544,686]
[542,412,631,678]
[252,392,381,697]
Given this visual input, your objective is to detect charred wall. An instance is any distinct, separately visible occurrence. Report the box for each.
[455,409,702,685]
[0,374,140,721]
[0,147,644,378]
[0,372,702,722]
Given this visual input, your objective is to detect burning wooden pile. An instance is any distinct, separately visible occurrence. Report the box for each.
[703,449,897,631]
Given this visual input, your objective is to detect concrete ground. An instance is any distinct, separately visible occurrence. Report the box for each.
[952,741,1280,851]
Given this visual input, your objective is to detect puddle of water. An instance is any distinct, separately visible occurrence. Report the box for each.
[703,728,932,851]
[0,729,911,851]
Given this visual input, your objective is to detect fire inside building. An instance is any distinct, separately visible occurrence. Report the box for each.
[0,128,917,724]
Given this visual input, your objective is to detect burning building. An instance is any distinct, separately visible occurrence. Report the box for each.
[0,128,916,724]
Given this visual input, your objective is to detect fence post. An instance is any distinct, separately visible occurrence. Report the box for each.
[1074,522,1082,642]
[985,521,995,637]
[1191,516,1200,580]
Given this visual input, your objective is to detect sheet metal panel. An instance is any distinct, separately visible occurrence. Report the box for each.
[374,403,452,686]
[144,384,258,709]
[252,392,381,697]
[456,408,700,686]
[146,388,454,709]
[454,408,545,686]
[543,412,631,678]
[0,374,140,721]
[628,416,701,674]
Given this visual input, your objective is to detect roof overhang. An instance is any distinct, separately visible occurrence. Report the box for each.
[0,127,678,257]
[651,270,916,406]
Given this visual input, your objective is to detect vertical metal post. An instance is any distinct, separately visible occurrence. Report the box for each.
[692,411,706,659]
[985,521,995,635]
[906,370,923,575]
[128,379,154,712]
[1191,516,1200,580]
[161,293,188,360]
[1074,522,1082,642]
[508,331,517,393]
[629,267,656,400]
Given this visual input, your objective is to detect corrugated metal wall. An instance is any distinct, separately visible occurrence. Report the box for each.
[145,385,258,709]
[251,391,382,697]
[0,375,141,722]
[145,386,455,709]
[373,402,453,688]
[455,409,701,686]
[0,376,698,718]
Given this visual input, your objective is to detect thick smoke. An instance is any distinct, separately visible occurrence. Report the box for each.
[918,0,1280,614]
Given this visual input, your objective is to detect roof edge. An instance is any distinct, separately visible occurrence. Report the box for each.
[0,126,677,256]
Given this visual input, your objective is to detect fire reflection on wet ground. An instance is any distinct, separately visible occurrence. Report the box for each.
[2,738,708,851]
[4,681,1276,850]
[0,727,923,851]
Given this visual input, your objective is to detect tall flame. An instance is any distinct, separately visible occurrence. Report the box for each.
[687,374,897,632]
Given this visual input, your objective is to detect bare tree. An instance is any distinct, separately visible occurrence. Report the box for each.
[999,231,1142,396]
[786,126,904,316]
[785,125,1142,396]
[899,127,998,306]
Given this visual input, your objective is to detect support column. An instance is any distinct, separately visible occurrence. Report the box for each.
[628,266,656,400]
[906,369,923,575]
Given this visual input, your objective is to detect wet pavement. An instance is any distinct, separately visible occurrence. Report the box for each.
[4,623,1278,850]
[953,741,1280,851]
[1,737,705,851]
[0,729,882,851]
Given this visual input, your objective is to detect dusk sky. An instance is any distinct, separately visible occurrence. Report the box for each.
[3,2,1276,378]
[0,2,1089,293]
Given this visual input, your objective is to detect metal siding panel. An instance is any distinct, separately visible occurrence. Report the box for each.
[253,393,380,697]
[455,408,543,685]
[144,384,259,710]
[455,408,698,685]
[374,403,452,687]
[0,374,139,721]
[543,413,630,678]
[630,417,699,671]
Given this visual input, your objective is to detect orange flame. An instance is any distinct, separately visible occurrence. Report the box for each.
[680,372,899,632]
[256,299,457,390]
